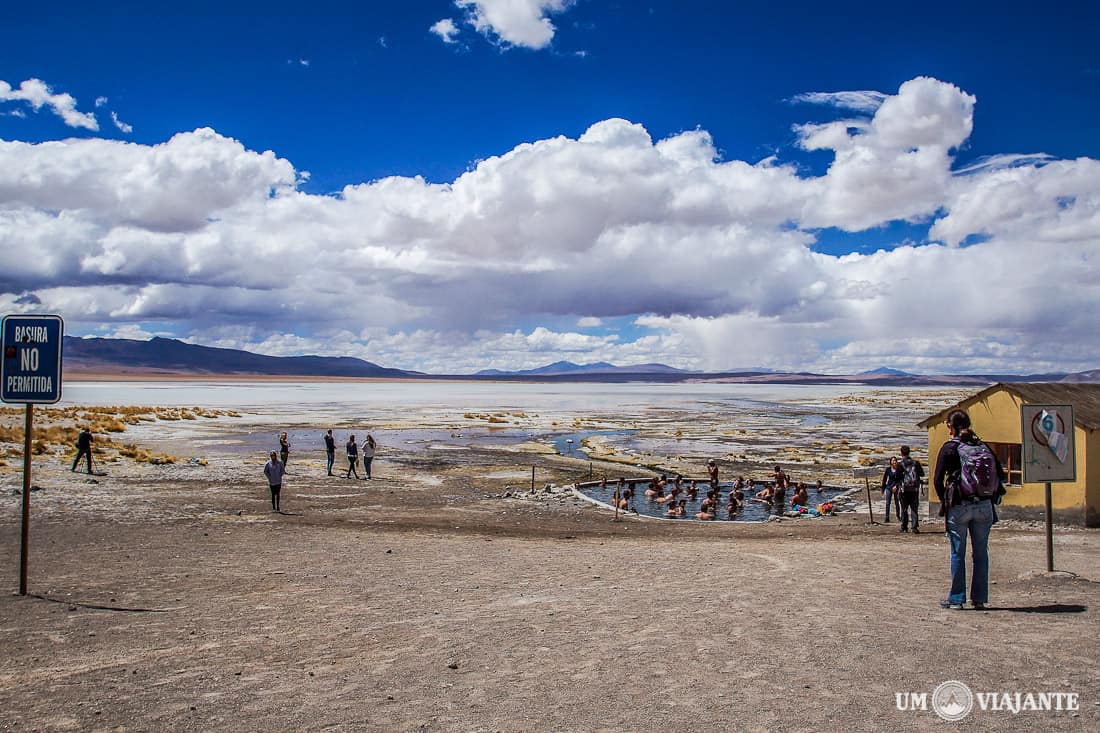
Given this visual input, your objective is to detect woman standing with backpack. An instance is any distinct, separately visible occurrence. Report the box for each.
[933,409,1006,611]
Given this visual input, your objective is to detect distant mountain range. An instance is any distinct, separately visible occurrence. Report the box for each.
[59,336,1100,385]
[859,366,914,377]
[475,361,692,377]
[63,336,417,378]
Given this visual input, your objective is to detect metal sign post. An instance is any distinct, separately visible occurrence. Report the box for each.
[2,314,65,595]
[1020,404,1077,572]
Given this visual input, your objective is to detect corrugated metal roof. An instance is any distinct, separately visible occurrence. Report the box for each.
[918,382,1100,430]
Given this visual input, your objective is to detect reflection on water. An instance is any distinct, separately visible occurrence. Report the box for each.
[576,480,848,522]
[551,430,638,456]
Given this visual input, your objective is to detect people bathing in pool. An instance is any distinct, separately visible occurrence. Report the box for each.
[656,487,681,505]
[771,483,787,511]
[727,493,743,518]
[791,482,809,507]
[666,499,687,517]
[601,474,831,518]
[773,465,790,490]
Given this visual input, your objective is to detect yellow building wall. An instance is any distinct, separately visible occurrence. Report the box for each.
[926,388,1092,524]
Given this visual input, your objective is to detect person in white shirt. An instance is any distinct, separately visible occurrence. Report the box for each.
[263,451,285,512]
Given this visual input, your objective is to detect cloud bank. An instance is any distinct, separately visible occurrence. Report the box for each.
[1,77,1098,374]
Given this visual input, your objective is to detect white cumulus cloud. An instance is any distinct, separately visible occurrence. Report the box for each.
[454,0,574,49]
[430,18,461,44]
[0,78,98,130]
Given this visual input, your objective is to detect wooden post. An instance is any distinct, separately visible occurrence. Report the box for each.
[531,465,535,494]
[864,475,876,524]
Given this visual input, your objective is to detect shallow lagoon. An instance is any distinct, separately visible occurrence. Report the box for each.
[61,380,960,493]
[62,379,876,413]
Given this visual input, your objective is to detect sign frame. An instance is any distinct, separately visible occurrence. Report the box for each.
[1021,404,1077,484]
[1,314,64,404]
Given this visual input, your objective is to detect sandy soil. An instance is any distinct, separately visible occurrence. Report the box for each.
[1,403,1098,732]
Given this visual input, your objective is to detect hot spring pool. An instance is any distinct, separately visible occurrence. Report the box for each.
[574,479,851,522]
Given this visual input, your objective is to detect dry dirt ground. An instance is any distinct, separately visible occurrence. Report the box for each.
[1,432,1098,732]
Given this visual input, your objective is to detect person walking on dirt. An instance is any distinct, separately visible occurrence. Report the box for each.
[71,426,94,474]
[362,433,376,479]
[898,445,924,533]
[345,435,360,479]
[263,451,285,512]
[323,429,336,476]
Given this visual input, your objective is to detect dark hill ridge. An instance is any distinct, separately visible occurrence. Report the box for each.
[63,336,415,378]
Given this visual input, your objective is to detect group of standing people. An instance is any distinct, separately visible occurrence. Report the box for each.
[262,429,379,512]
[879,445,924,532]
[328,430,375,479]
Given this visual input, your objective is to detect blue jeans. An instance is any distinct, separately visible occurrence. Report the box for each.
[883,488,894,521]
[946,500,994,604]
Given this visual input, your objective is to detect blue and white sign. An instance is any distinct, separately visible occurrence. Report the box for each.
[1021,404,1076,483]
[1,314,64,404]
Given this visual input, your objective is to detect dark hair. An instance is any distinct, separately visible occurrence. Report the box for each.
[946,409,976,440]
[900,445,911,456]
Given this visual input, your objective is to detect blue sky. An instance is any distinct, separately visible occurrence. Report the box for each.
[2,1,1099,374]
